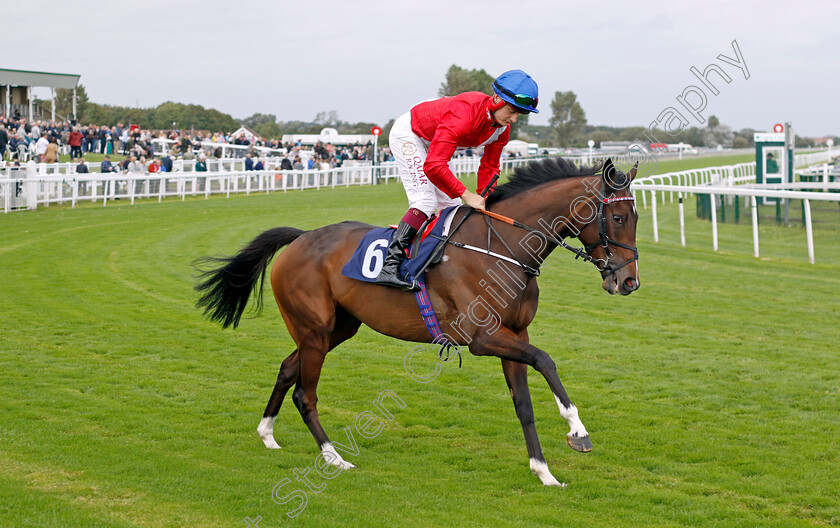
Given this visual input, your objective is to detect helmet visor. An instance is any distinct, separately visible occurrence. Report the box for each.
[493,81,538,112]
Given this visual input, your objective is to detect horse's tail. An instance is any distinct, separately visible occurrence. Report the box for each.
[194,227,307,329]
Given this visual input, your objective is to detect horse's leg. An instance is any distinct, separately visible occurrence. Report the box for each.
[472,327,591,480]
[258,349,299,449]
[290,308,361,469]
[501,358,564,487]
[258,308,361,451]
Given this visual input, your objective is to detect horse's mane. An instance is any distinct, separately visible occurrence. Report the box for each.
[486,157,601,206]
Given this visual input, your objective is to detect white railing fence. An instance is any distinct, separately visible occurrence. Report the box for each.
[150,138,288,158]
[630,149,838,264]
[0,154,543,214]
[2,164,383,212]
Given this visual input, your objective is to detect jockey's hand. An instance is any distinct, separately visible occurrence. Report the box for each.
[461,189,486,211]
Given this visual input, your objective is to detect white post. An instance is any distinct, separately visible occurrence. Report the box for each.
[651,190,659,243]
[710,194,718,251]
[25,161,37,210]
[751,196,759,258]
[27,86,33,122]
[72,88,77,121]
[669,174,675,203]
[373,135,378,184]
[803,198,814,264]
[678,192,686,247]
[4,84,9,117]
[51,87,55,122]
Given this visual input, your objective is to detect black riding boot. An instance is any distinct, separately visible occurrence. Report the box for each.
[376,221,419,291]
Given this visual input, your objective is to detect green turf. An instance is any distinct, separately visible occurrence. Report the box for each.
[649,153,756,175]
[0,172,838,527]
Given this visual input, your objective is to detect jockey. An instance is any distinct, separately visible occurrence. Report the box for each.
[376,69,539,290]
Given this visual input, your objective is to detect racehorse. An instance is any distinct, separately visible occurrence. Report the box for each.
[195,157,640,486]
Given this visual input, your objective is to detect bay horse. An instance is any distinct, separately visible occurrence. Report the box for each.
[195,157,640,486]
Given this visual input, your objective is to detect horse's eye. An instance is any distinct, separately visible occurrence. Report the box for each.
[613,215,624,225]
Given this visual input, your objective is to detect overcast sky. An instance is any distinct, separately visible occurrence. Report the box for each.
[9,1,838,137]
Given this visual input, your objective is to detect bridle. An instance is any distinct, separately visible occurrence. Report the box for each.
[582,195,639,277]
[473,189,639,278]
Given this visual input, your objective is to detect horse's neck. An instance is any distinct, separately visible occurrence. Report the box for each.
[490,177,596,265]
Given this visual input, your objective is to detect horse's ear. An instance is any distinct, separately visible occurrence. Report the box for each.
[602,157,618,187]
[628,161,639,181]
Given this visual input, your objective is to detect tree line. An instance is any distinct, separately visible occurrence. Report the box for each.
[44,85,240,131]
[437,65,829,149]
[41,70,832,149]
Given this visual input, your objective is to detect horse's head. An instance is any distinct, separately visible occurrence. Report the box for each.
[577,158,640,296]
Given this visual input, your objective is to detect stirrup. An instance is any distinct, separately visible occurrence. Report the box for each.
[375,268,418,291]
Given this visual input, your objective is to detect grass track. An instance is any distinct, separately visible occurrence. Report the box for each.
[0,165,838,527]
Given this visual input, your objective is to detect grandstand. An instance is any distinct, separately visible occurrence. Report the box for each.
[0,68,80,122]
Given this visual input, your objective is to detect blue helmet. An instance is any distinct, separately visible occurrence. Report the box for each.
[493,69,539,114]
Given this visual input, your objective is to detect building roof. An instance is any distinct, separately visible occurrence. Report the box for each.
[0,68,80,89]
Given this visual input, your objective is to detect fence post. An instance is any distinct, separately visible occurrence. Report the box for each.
[678,192,685,246]
[710,193,718,251]
[751,196,760,258]
[803,198,815,264]
[25,161,38,210]
[651,190,659,242]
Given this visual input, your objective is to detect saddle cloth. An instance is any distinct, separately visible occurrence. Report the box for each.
[341,206,460,284]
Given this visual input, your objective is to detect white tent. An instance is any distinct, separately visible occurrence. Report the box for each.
[282,127,376,146]
[230,126,260,141]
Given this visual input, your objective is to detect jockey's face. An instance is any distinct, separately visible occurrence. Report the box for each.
[492,101,524,126]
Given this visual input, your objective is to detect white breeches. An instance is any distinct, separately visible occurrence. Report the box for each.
[389,111,462,217]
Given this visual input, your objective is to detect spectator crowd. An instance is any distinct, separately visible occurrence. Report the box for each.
[1,111,394,176]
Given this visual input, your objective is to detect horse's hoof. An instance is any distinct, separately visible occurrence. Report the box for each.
[567,434,592,452]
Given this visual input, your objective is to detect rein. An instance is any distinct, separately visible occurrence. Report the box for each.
[469,192,639,276]
[478,209,604,271]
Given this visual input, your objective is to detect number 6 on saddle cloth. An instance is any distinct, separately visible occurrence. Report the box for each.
[340,205,459,286]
